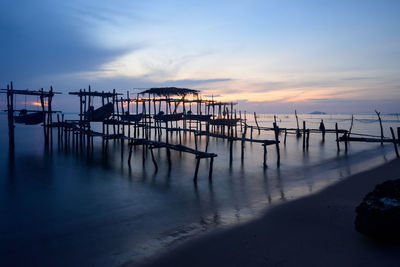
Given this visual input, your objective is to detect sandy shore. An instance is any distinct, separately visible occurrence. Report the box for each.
[128,158,400,267]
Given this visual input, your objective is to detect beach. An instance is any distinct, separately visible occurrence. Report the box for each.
[133,158,400,267]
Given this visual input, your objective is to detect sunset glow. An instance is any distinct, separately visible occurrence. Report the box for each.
[1,0,399,113]
[30,101,47,107]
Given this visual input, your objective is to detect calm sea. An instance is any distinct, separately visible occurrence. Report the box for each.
[1,113,399,266]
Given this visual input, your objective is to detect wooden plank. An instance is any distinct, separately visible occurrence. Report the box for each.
[196,131,277,145]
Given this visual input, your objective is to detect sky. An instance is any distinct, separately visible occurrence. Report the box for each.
[1,0,400,113]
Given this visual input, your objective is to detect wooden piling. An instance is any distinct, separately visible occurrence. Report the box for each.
[7,83,15,151]
[193,157,201,181]
[208,157,214,180]
[273,122,280,167]
[397,127,400,145]
[254,112,260,135]
[241,130,245,160]
[302,121,306,150]
[284,129,287,145]
[335,123,340,151]
[390,127,399,157]
[295,110,301,137]
[263,144,267,168]
[229,127,234,162]
[375,110,384,145]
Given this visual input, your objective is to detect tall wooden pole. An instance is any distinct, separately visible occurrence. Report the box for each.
[273,122,280,166]
[7,83,15,151]
[375,110,384,145]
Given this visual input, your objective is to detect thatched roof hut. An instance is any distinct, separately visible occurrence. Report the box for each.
[139,87,199,97]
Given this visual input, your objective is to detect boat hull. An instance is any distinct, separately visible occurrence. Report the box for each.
[87,103,114,122]
[154,113,183,122]
[120,113,143,122]
[14,112,45,125]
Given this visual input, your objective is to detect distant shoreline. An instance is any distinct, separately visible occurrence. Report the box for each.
[131,158,400,267]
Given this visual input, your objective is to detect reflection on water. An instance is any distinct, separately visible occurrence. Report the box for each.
[0,114,399,266]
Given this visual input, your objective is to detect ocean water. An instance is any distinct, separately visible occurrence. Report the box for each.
[1,113,399,266]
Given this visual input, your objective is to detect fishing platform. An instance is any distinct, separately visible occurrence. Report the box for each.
[2,81,400,182]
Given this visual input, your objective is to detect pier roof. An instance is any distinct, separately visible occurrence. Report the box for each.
[139,87,199,97]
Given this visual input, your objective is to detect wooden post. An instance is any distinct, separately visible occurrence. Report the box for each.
[49,86,53,148]
[167,146,171,167]
[7,83,15,151]
[390,127,399,158]
[397,127,400,145]
[142,102,146,139]
[234,109,237,137]
[263,144,267,168]
[40,89,48,147]
[57,114,60,142]
[306,130,310,149]
[229,127,233,163]
[295,109,300,136]
[375,110,384,145]
[62,114,65,144]
[208,157,214,180]
[302,121,306,150]
[239,110,242,132]
[348,115,354,137]
[194,131,198,150]
[284,129,287,145]
[241,128,245,160]
[64,121,68,150]
[273,122,280,167]
[320,119,325,142]
[335,123,340,151]
[254,112,260,135]
[244,110,247,129]
[193,157,201,181]
[79,89,83,145]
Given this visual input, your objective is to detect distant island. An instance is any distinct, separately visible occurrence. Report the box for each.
[309,111,327,115]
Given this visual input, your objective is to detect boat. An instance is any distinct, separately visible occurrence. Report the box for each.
[86,103,114,121]
[154,112,183,122]
[120,113,143,122]
[183,114,212,121]
[14,109,45,125]
[209,118,240,126]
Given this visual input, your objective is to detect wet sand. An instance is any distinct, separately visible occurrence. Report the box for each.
[131,158,400,267]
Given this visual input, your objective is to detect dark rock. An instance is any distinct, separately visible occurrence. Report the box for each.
[355,179,400,242]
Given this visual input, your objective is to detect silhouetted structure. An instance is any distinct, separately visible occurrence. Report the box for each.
[2,82,399,182]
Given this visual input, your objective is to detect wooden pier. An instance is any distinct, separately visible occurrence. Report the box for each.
[2,82,400,183]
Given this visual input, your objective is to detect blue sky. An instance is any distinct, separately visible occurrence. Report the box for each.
[1,0,399,113]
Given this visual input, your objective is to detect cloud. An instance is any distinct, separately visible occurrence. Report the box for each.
[340,76,376,81]
[0,0,138,83]
[163,78,232,87]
